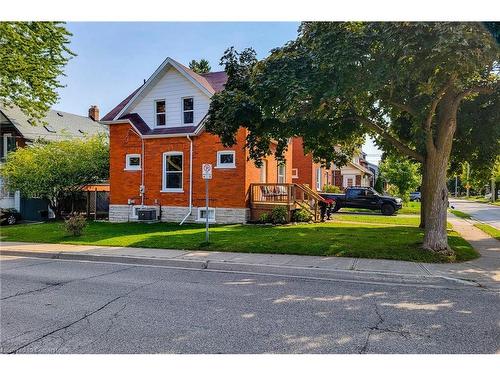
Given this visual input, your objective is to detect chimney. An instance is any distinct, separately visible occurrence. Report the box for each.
[88,105,100,121]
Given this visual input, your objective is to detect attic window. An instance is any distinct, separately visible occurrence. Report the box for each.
[183,97,194,124]
[155,100,166,126]
[44,125,56,133]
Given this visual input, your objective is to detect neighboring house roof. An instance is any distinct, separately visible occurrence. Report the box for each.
[0,104,108,142]
[348,161,373,175]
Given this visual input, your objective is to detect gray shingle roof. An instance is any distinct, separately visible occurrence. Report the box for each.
[0,104,108,142]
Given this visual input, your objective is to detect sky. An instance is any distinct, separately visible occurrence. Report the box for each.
[55,22,382,163]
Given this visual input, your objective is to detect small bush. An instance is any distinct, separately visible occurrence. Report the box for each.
[259,212,271,223]
[64,213,87,236]
[323,184,342,193]
[292,208,312,222]
[270,206,289,224]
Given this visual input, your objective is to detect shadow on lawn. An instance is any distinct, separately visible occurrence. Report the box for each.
[118,224,473,263]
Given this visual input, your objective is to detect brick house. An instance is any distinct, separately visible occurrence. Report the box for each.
[291,137,333,191]
[292,137,373,191]
[102,57,294,224]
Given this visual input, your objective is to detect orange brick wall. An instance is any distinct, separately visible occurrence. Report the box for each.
[292,137,313,187]
[109,124,291,209]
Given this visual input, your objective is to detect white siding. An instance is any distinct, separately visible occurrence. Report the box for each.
[128,67,211,128]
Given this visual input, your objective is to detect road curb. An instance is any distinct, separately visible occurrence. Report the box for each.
[1,249,481,288]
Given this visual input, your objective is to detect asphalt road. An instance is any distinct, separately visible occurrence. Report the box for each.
[449,198,500,229]
[1,256,499,354]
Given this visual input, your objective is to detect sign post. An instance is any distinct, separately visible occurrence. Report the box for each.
[202,164,212,243]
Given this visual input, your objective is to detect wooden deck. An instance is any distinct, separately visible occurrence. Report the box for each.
[249,183,326,222]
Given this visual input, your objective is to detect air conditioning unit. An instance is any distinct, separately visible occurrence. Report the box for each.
[137,208,157,221]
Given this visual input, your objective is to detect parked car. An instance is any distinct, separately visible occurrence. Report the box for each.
[0,208,22,225]
[409,191,421,202]
[320,187,403,216]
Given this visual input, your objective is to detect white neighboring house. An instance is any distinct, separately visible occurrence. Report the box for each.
[0,104,108,220]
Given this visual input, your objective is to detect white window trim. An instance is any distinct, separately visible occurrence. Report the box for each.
[291,168,298,179]
[162,151,184,192]
[215,150,236,169]
[182,96,194,125]
[3,133,11,159]
[155,99,166,127]
[196,207,216,223]
[125,154,141,171]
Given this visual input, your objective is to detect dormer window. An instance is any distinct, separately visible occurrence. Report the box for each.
[155,100,166,126]
[183,97,194,124]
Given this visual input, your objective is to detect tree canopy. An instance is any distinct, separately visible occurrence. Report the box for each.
[189,58,211,74]
[0,135,109,218]
[0,22,74,122]
[206,22,500,252]
[379,155,421,202]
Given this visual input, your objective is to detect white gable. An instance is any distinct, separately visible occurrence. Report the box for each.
[127,67,211,128]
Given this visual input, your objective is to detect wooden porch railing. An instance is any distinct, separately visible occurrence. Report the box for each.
[249,183,326,221]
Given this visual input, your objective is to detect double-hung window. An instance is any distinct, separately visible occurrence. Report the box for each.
[162,152,183,192]
[155,100,166,126]
[182,97,194,124]
[277,163,286,183]
[216,150,235,168]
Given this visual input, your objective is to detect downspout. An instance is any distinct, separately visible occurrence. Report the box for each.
[180,135,193,225]
[128,127,145,206]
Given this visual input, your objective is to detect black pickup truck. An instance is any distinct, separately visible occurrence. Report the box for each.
[320,187,403,216]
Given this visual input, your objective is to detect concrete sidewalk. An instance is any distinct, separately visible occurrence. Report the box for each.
[1,216,498,289]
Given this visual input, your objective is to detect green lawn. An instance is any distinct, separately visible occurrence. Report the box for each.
[474,223,500,240]
[334,214,421,226]
[1,219,477,263]
[334,214,452,229]
[449,209,472,219]
[342,201,420,215]
[459,196,500,206]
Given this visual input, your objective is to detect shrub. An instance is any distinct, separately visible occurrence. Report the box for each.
[270,206,289,224]
[259,212,271,223]
[64,213,87,236]
[292,208,312,222]
[323,184,342,193]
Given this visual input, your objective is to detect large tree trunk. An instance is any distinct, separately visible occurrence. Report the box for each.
[421,150,451,253]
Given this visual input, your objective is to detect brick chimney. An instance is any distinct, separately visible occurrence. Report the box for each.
[88,105,100,121]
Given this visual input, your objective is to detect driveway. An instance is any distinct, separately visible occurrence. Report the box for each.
[449,198,500,229]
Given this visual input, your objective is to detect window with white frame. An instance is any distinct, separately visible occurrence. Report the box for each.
[1,133,16,160]
[291,168,298,179]
[197,207,215,222]
[277,163,286,183]
[316,168,322,190]
[162,152,183,191]
[155,100,166,126]
[182,97,194,124]
[216,150,235,168]
[125,154,141,170]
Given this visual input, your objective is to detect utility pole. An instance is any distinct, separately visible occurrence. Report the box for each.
[466,162,470,198]
[454,175,458,198]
